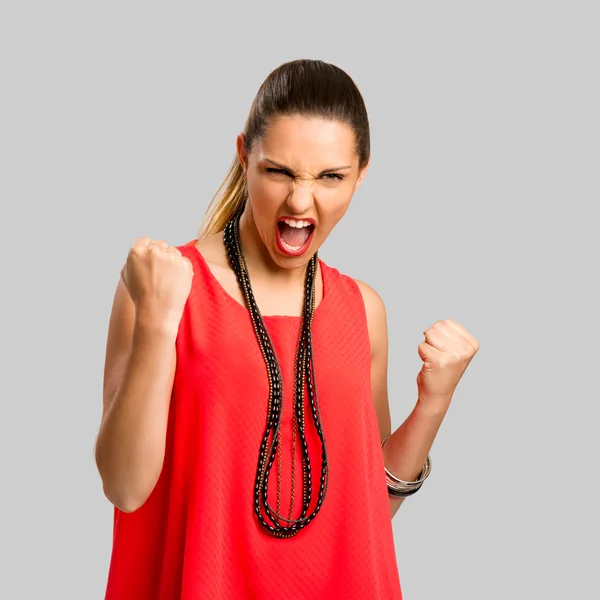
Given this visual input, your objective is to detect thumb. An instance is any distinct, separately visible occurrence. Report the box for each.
[417,341,442,364]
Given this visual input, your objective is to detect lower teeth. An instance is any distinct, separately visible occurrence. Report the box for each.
[281,239,303,251]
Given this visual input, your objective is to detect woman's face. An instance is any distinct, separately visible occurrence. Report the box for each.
[237,115,369,268]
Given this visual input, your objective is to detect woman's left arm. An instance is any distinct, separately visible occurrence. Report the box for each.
[354,279,479,519]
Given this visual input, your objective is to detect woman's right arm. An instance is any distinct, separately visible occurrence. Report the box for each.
[94,277,178,513]
[95,239,193,512]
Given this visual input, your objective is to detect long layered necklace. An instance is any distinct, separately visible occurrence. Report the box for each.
[223,210,330,538]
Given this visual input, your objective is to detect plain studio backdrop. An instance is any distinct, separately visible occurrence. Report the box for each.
[1,1,597,598]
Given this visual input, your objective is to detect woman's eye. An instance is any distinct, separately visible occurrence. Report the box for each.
[265,168,291,176]
[265,168,343,181]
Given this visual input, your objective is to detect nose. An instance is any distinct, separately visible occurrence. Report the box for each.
[286,177,315,214]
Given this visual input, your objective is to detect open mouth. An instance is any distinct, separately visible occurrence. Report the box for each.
[276,218,316,256]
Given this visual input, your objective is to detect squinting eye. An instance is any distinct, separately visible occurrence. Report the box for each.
[265,168,291,176]
[265,168,343,181]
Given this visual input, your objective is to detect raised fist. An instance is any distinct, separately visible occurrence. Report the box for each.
[121,237,194,329]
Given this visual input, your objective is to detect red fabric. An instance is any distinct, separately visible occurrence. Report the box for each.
[104,239,403,599]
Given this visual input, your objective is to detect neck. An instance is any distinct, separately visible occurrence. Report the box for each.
[237,203,310,287]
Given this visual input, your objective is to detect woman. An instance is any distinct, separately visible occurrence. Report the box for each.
[96,59,479,599]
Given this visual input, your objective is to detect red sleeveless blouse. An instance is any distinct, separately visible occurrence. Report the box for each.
[104,239,403,599]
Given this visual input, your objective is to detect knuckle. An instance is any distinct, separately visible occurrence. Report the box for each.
[130,237,152,254]
[132,236,152,246]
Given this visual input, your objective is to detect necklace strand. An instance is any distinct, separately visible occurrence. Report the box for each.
[223,210,330,538]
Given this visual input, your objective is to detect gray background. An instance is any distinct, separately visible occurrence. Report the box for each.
[1,1,598,598]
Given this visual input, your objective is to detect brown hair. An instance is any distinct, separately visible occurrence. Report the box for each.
[197,59,371,238]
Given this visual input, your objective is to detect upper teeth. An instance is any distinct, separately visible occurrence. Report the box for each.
[282,218,312,228]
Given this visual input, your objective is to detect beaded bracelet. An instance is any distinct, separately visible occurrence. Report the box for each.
[381,434,432,497]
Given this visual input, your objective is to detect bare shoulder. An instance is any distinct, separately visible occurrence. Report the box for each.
[193,231,227,266]
[352,278,388,356]
[193,230,244,301]
[353,278,386,315]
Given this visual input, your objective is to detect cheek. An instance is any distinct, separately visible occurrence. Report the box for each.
[247,177,281,213]
[246,179,282,243]
[318,190,353,226]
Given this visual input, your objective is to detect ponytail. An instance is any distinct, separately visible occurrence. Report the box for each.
[197,153,247,239]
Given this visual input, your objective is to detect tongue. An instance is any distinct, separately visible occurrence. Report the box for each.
[280,223,310,247]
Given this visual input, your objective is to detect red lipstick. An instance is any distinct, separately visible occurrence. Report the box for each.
[275,217,316,257]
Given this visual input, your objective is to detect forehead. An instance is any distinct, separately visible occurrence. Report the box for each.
[253,115,358,168]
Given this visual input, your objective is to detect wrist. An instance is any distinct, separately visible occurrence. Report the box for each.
[415,394,452,418]
[134,305,181,339]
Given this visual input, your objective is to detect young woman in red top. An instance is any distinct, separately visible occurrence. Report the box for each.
[96,58,479,599]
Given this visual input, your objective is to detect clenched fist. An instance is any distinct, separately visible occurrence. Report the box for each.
[121,237,194,331]
[416,319,479,413]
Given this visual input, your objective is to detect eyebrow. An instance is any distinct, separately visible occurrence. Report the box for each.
[263,158,352,175]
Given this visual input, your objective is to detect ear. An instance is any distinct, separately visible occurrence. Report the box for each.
[236,133,249,176]
[355,158,371,191]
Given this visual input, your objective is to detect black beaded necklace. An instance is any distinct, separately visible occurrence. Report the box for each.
[223,209,330,538]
